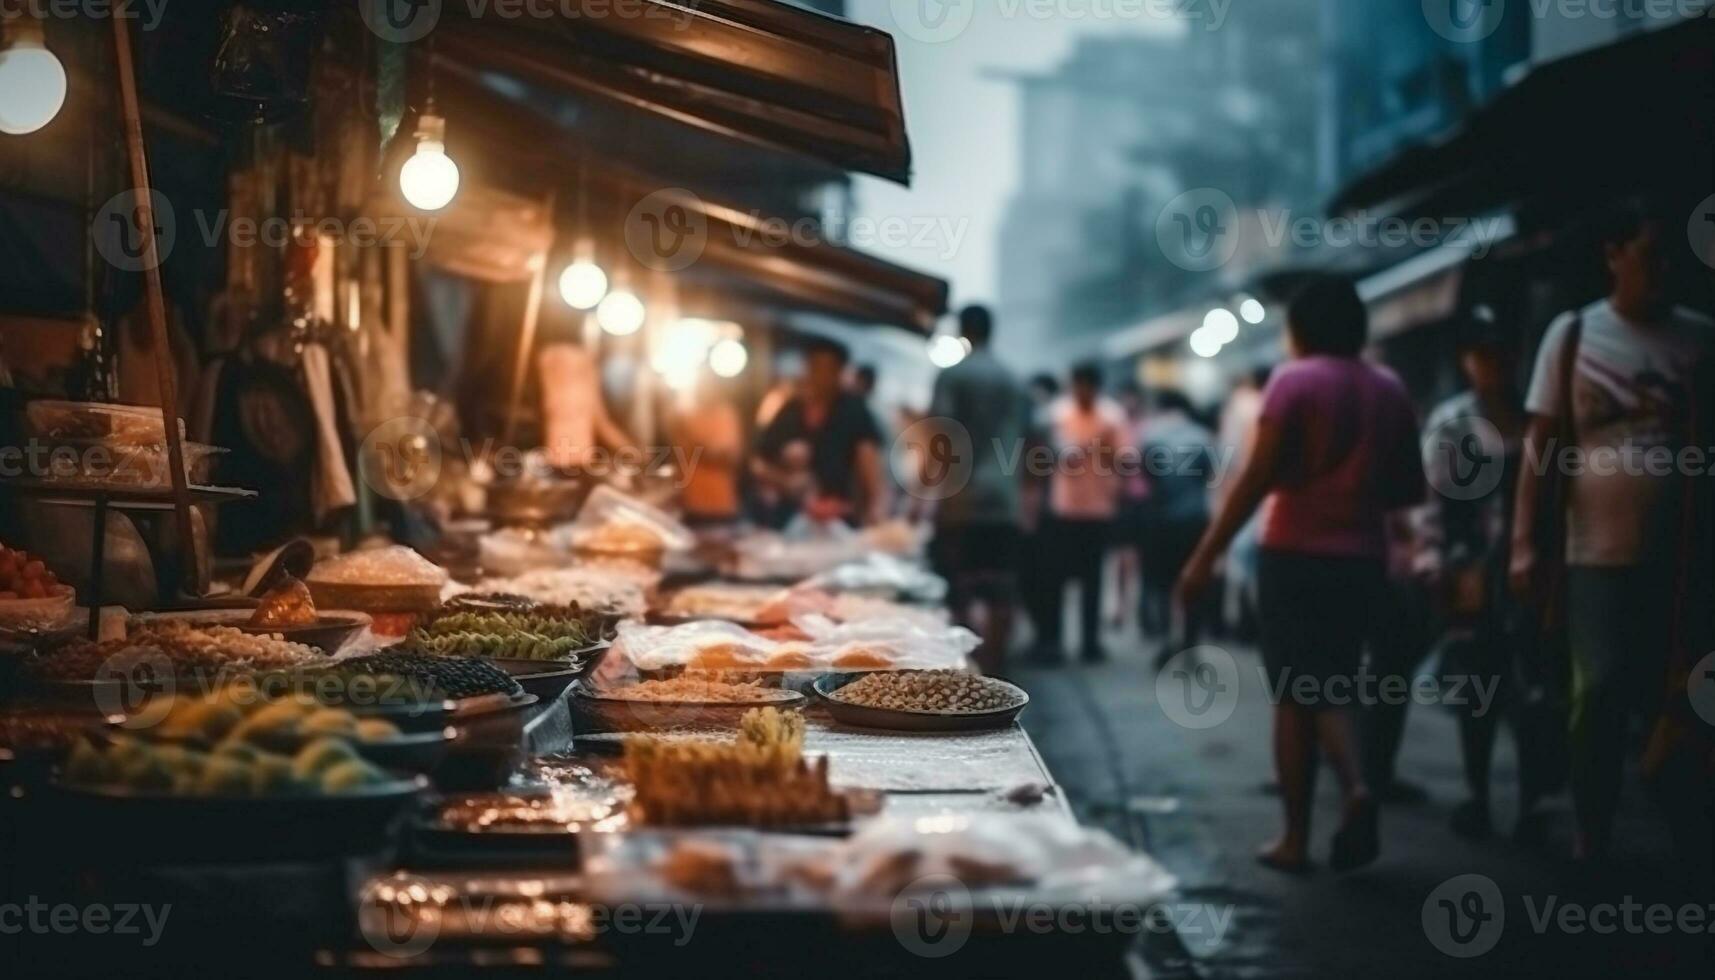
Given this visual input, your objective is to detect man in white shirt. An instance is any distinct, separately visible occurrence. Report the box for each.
[1043,362,1128,664]
[1511,202,1715,859]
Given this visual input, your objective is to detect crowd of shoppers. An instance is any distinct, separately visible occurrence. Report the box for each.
[910,198,1712,880]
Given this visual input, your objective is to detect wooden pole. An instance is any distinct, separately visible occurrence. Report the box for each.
[112,17,198,595]
[502,190,556,449]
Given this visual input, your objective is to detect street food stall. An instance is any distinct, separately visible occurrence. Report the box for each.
[0,3,1172,976]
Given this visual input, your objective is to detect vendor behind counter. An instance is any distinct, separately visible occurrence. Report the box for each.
[752,338,885,528]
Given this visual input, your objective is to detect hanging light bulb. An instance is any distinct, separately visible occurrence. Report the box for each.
[597,289,645,336]
[709,337,748,378]
[1189,325,1224,359]
[1239,297,1267,325]
[558,259,608,310]
[927,334,968,369]
[399,110,460,211]
[0,18,67,136]
[1203,308,1240,345]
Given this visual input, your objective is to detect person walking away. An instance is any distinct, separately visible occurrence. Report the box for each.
[1136,389,1216,668]
[1044,363,1127,665]
[1510,202,1715,861]
[924,306,1032,673]
[1419,313,1553,841]
[1112,384,1151,634]
[668,378,744,531]
[1020,375,1062,659]
[1177,276,1424,873]
[753,338,887,527]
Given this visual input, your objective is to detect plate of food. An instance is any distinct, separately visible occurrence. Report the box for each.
[143,685,456,774]
[410,770,631,865]
[137,581,371,655]
[622,708,880,834]
[813,671,1028,733]
[18,621,326,714]
[48,733,427,861]
[288,652,537,731]
[305,546,449,633]
[571,676,806,732]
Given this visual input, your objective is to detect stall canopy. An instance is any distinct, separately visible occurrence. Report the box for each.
[425,0,915,187]
[1330,17,1715,220]
[400,56,949,334]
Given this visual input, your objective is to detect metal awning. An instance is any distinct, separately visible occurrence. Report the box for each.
[420,0,915,185]
[1331,17,1715,219]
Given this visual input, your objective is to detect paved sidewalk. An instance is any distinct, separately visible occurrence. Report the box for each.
[1016,635,1713,980]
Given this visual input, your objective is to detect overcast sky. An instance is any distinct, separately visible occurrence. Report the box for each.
[842,0,1185,312]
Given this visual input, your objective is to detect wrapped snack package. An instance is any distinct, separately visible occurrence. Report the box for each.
[789,615,976,672]
[805,554,948,604]
[611,620,786,674]
[810,814,1176,902]
[610,615,974,674]
[569,486,694,556]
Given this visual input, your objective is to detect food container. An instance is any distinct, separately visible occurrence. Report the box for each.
[0,585,77,633]
[30,439,224,489]
[24,400,177,443]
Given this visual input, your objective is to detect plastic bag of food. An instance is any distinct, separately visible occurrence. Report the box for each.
[729,531,864,582]
[792,615,976,671]
[814,814,1175,903]
[569,486,694,555]
[611,620,790,673]
[804,554,948,603]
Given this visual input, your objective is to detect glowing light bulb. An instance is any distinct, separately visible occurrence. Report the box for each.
[0,23,67,136]
[1189,325,1224,358]
[928,334,967,368]
[1203,308,1240,345]
[709,337,748,378]
[558,260,608,310]
[597,290,645,336]
[399,113,460,211]
[1239,297,1267,324]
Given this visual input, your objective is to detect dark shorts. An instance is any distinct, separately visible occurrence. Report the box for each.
[931,522,1022,602]
[1258,549,1383,711]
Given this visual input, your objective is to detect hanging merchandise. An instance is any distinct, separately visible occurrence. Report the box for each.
[208,1,327,123]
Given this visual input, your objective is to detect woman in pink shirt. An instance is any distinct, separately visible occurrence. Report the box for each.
[1178,276,1424,874]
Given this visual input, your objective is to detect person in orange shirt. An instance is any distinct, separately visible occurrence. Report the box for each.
[669,378,744,528]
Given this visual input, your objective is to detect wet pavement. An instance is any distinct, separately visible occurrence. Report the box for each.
[1016,631,1714,980]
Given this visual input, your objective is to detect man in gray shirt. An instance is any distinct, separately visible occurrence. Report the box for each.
[925,306,1031,671]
